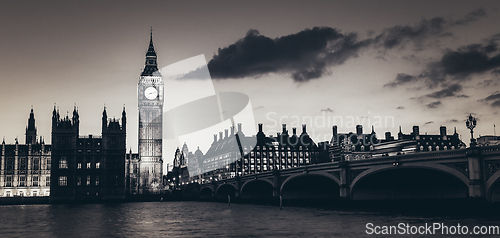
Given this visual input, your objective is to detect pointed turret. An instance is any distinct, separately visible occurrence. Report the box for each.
[26,107,37,144]
[122,106,127,132]
[72,105,79,126]
[102,106,108,132]
[141,27,160,76]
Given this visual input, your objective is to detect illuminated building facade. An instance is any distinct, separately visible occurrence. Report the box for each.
[0,109,51,197]
[137,30,164,194]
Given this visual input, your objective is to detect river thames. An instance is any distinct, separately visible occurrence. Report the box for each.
[1,201,500,237]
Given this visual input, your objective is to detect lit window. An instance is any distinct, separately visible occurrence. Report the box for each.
[77,176,81,186]
[77,163,82,169]
[59,157,68,169]
[96,162,100,169]
[95,176,99,186]
[33,176,39,186]
[6,176,12,187]
[86,175,91,186]
[59,176,67,186]
[19,176,26,187]
[87,163,91,169]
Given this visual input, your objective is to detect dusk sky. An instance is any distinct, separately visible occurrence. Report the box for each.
[1,0,500,168]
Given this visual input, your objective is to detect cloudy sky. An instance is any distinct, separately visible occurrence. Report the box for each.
[1,0,500,168]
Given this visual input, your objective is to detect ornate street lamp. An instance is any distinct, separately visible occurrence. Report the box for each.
[466,114,477,147]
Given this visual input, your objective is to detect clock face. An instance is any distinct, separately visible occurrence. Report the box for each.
[144,87,158,100]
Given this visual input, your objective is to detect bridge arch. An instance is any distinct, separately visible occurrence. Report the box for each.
[486,170,500,203]
[215,183,237,199]
[199,186,213,199]
[280,171,341,192]
[240,179,274,199]
[350,165,469,200]
[280,172,341,200]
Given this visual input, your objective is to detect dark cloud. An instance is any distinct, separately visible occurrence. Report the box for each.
[384,73,419,87]
[207,27,371,82]
[426,101,441,108]
[204,9,487,82]
[253,106,264,110]
[396,106,405,110]
[424,121,434,125]
[375,8,486,50]
[426,84,462,98]
[451,8,486,26]
[481,92,500,108]
[483,92,500,101]
[447,119,459,123]
[439,43,500,78]
[375,17,448,50]
[386,34,500,89]
[492,100,500,107]
[320,108,334,112]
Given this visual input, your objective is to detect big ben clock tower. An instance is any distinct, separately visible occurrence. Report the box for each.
[138,29,163,194]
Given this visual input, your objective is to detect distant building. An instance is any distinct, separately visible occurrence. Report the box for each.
[397,126,465,152]
[330,125,465,161]
[168,123,324,185]
[477,135,500,146]
[0,109,51,197]
[329,125,381,161]
[50,106,126,202]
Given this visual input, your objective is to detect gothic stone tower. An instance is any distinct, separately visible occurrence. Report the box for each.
[26,107,37,144]
[138,29,164,194]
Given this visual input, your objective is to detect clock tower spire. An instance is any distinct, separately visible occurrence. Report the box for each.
[141,27,159,77]
[137,28,164,194]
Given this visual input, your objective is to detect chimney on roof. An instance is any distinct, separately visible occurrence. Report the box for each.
[412,126,419,135]
[440,126,447,140]
[356,125,363,135]
[385,132,392,141]
[440,126,446,136]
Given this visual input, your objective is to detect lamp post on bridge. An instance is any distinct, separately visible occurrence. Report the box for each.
[466,114,477,147]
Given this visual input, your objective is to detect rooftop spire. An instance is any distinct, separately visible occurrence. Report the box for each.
[141,27,160,77]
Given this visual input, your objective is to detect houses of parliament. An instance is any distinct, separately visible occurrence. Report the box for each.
[0,31,163,201]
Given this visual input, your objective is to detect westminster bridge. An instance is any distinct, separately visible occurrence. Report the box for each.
[194,145,500,203]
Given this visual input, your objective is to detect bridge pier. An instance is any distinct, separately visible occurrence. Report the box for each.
[235,177,241,198]
[467,147,485,199]
[339,161,350,199]
[273,169,281,198]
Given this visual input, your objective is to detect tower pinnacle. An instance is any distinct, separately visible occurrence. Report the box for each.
[141,28,159,76]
